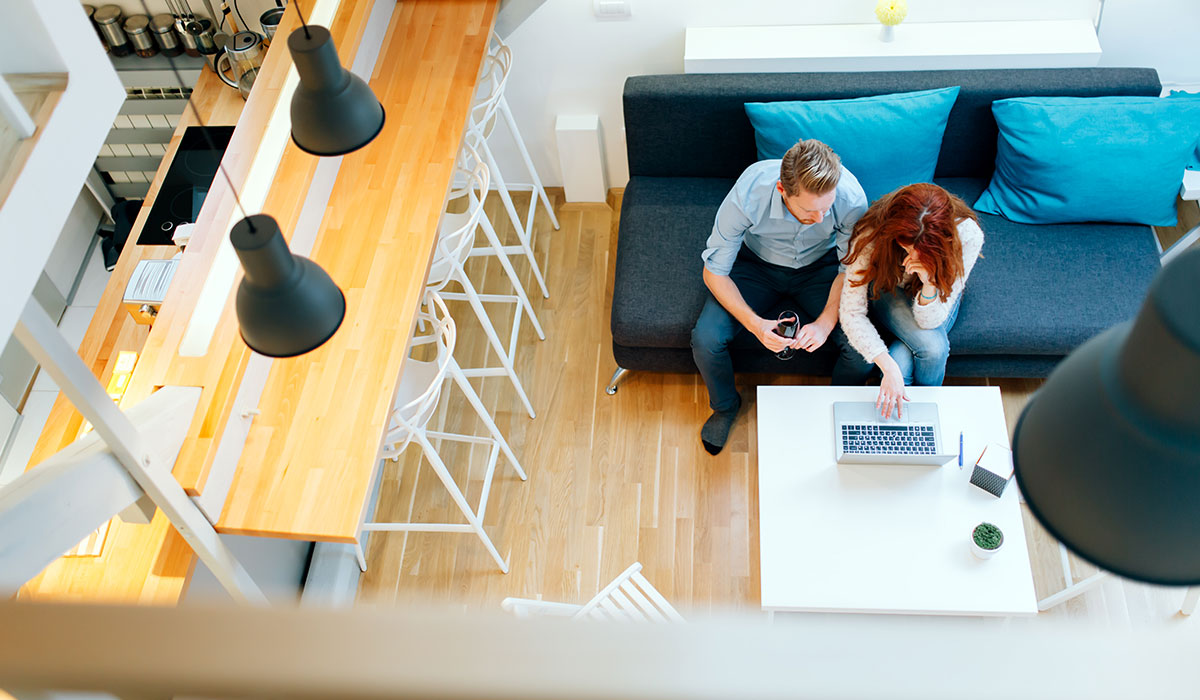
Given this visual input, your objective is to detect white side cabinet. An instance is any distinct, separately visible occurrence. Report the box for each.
[684,20,1103,73]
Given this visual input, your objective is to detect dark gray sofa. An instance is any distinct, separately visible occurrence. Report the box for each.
[608,68,1165,393]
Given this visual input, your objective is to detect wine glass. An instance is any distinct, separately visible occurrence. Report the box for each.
[775,311,799,360]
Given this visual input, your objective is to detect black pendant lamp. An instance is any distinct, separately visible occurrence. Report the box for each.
[288,24,385,156]
[231,214,346,358]
[1012,246,1200,585]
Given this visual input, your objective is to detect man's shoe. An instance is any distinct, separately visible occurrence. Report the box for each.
[701,397,742,455]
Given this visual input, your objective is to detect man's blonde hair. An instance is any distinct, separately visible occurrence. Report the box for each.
[780,139,841,197]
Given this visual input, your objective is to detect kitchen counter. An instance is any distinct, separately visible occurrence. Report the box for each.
[20,65,247,604]
[20,0,500,602]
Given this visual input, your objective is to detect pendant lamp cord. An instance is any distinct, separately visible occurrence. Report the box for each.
[137,0,257,232]
[293,0,312,40]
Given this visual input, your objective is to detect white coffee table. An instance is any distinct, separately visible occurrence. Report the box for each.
[757,385,1037,617]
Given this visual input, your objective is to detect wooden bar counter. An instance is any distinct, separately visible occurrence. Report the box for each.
[217,0,499,543]
[21,0,499,602]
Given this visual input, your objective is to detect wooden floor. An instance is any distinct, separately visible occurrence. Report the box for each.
[358,188,1193,626]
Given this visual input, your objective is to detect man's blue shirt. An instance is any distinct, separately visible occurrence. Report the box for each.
[701,160,868,276]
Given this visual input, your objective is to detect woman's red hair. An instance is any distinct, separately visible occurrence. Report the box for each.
[843,183,979,302]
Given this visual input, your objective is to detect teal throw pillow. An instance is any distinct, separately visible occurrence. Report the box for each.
[744,87,960,202]
[1166,90,1200,169]
[974,96,1200,227]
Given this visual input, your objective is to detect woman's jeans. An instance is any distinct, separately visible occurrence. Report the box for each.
[873,288,961,386]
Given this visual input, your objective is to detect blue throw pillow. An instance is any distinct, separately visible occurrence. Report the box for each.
[744,87,960,202]
[1166,90,1200,169]
[975,96,1200,227]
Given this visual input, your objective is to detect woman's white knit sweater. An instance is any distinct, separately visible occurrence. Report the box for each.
[839,218,985,364]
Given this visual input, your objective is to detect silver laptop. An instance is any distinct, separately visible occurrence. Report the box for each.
[833,402,957,466]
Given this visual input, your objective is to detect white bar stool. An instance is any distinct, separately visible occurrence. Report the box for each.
[358,291,528,574]
[433,149,540,419]
[466,34,559,300]
[501,563,684,621]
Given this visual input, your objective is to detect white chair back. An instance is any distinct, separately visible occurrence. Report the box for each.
[380,292,457,458]
[501,563,683,622]
[426,158,489,292]
[574,563,684,622]
[468,44,513,140]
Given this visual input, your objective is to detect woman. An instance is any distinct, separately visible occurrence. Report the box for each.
[839,183,984,418]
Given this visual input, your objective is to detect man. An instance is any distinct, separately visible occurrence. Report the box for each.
[691,139,874,454]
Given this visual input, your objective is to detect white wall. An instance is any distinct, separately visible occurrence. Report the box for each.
[488,0,1200,189]
[1097,0,1200,89]
[0,0,123,347]
[0,0,66,73]
[44,186,105,302]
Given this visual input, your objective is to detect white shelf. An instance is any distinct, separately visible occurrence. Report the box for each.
[684,20,1102,73]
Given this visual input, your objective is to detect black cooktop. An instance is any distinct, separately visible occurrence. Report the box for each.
[138,125,234,245]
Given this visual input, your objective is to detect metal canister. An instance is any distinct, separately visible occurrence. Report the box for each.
[83,5,109,51]
[149,14,183,57]
[94,5,132,57]
[260,7,285,43]
[124,15,158,58]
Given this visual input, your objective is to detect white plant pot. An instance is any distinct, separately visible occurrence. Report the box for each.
[970,529,1004,559]
[879,24,896,42]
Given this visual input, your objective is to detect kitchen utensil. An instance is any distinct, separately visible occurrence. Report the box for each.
[149,13,183,57]
[185,17,217,59]
[83,5,109,51]
[260,7,285,42]
[215,30,263,99]
[94,5,132,57]
[123,15,158,58]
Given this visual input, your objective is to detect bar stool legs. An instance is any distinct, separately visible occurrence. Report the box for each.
[475,133,551,299]
[358,292,528,574]
[499,94,560,232]
[439,270,538,420]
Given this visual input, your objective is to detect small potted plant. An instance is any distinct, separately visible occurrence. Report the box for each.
[874,0,908,42]
[970,522,1004,559]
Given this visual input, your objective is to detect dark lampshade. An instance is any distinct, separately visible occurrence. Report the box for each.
[287,25,385,156]
[1013,246,1200,585]
[230,214,346,358]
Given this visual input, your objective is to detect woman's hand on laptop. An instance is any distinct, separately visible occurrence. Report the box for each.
[876,366,910,419]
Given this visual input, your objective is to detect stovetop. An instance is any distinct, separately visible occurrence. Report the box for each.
[138,125,234,246]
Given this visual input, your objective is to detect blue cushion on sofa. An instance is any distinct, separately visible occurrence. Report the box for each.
[1166,90,1200,169]
[975,96,1200,226]
[744,87,960,202]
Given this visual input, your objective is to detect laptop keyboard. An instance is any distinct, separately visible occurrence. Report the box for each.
[841,424,936,455]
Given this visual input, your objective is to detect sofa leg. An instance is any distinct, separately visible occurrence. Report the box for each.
[605,367,632,395]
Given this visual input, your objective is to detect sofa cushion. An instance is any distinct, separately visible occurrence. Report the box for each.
[974,96,1200,226]
[614,176,1163,360]
[745,87,960,201]
[936,178,1162,355]
[612,177,734,349]
[1165,90,1200,168]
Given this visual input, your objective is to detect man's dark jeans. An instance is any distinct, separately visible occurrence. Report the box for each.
[690,247,874,412]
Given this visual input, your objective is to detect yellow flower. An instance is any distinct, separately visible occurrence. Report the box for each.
[875,0,908,26]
